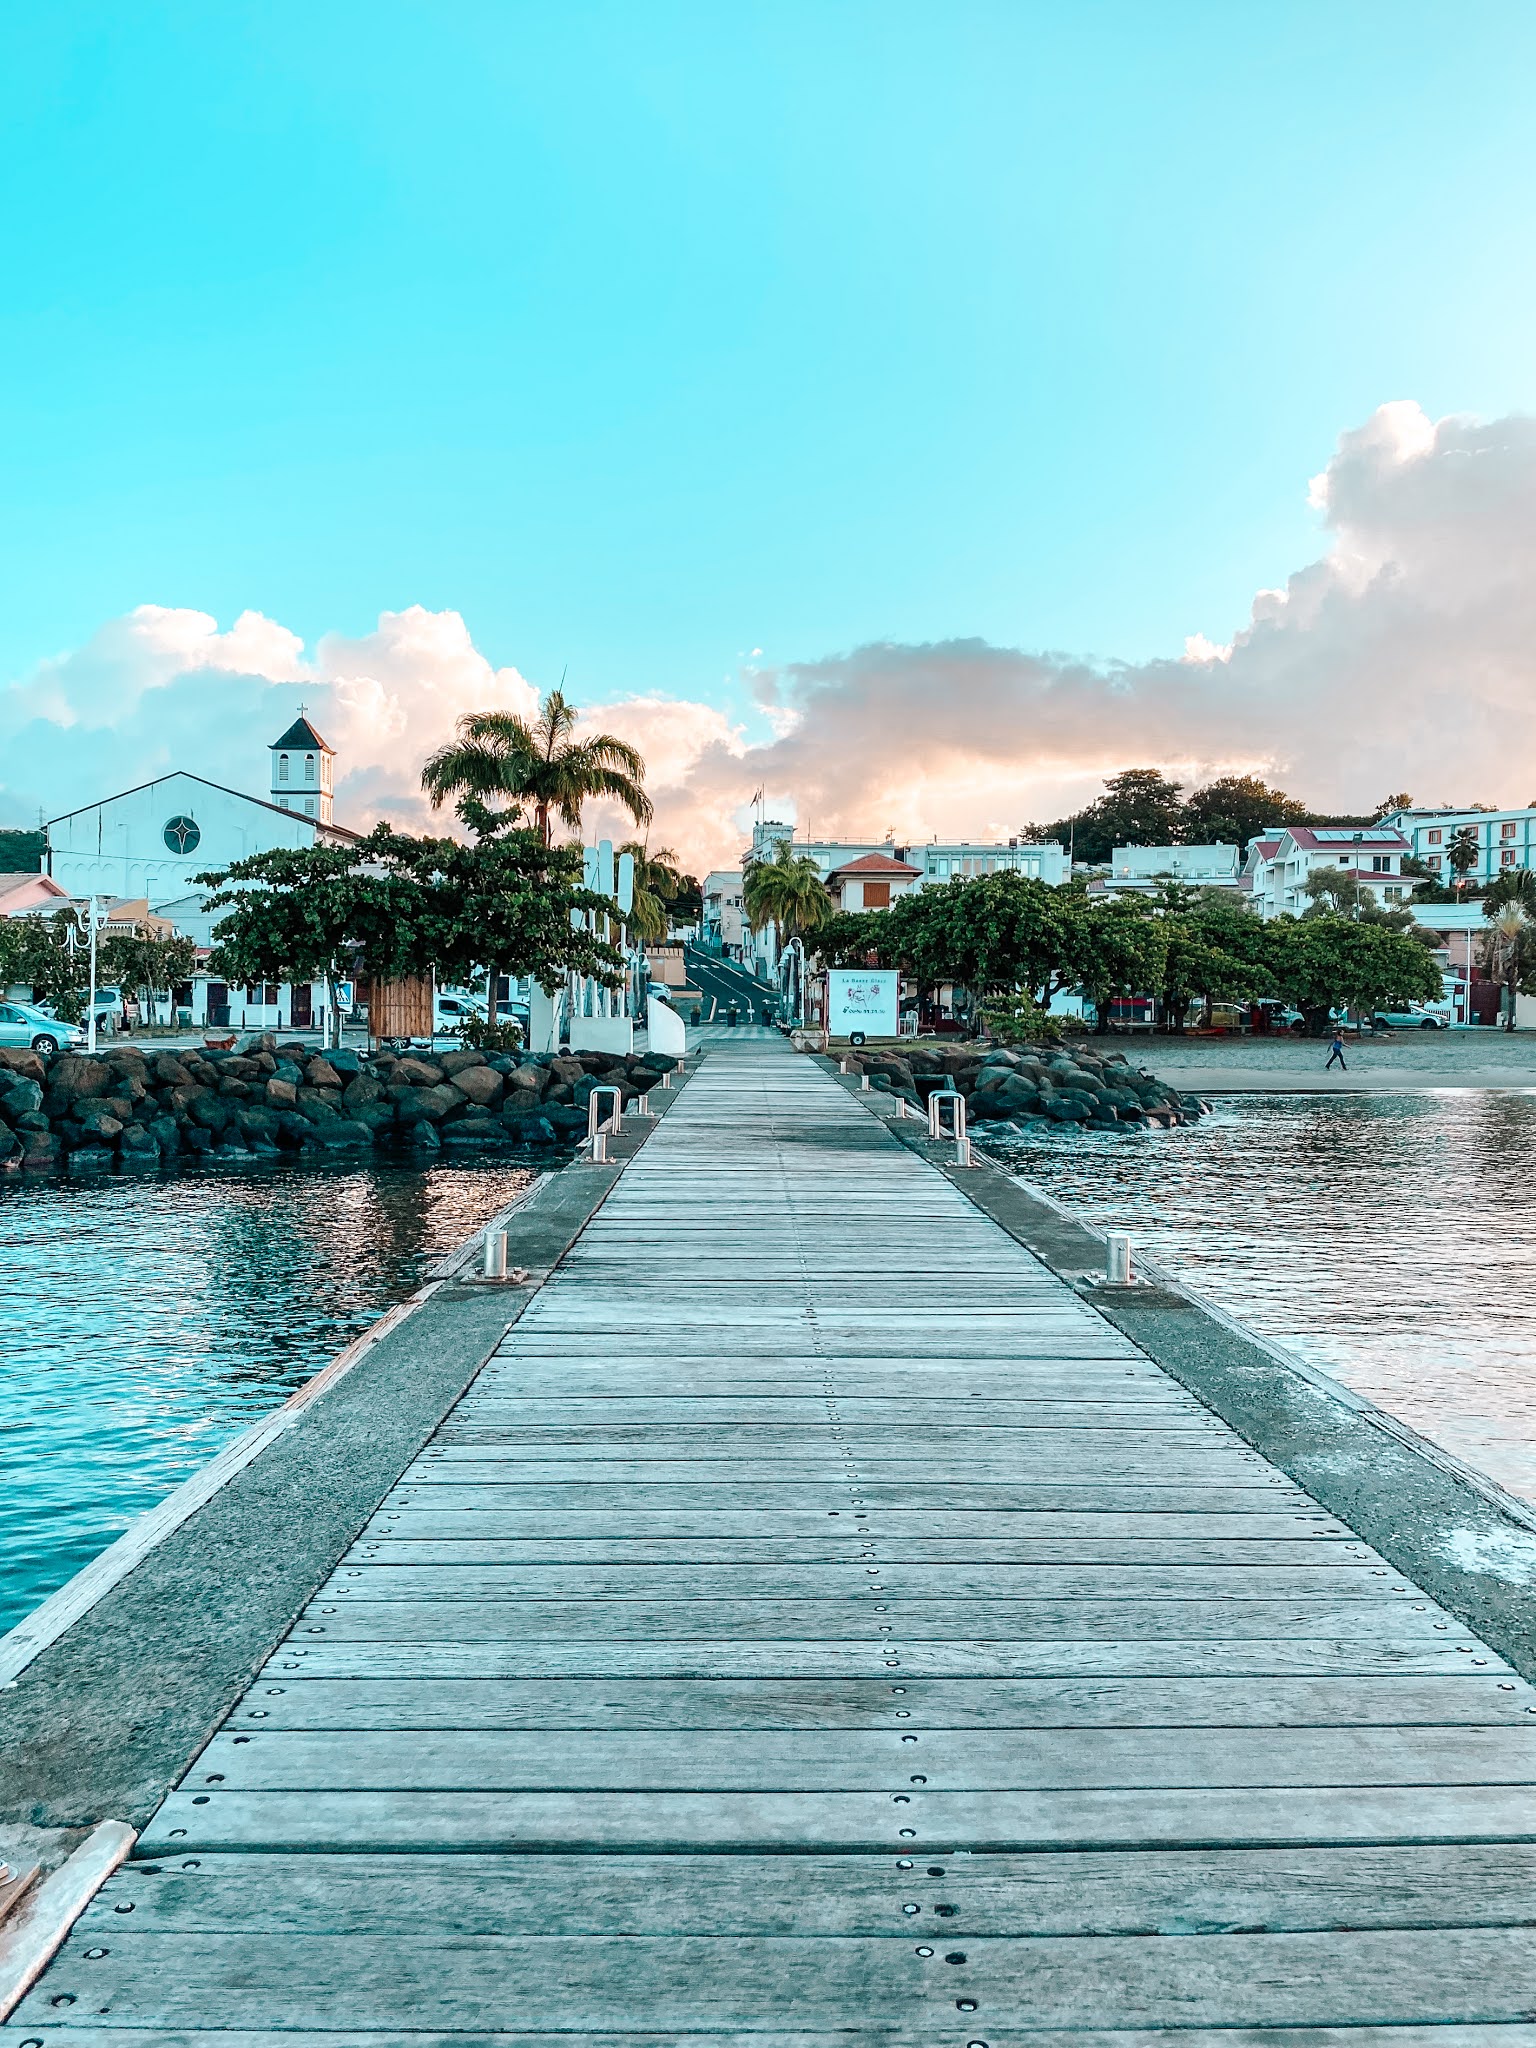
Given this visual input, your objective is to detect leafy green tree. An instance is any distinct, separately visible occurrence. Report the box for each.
[810,910,886,970]
[198,828,624,1019]
[1074,899,1167,1034]
[99,932,199,1023]
[743,840,833,947]
[1372,792,1414,820]
[1182,775,1310,849]
[0,829,45,870]
[1158,928,1265,1032]
[1479,875,1536,1029]
[421,688,652,846]
[1,910,88,1020]
[1482,868,1536,920]
[1298,866,1437,944]
[1265,916,1441,1031]
[1043,769,1187,864]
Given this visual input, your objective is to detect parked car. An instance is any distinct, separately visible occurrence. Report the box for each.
[1371,1004,1449,1030]
[433,990,487,1034]
[0,1000,86,1057]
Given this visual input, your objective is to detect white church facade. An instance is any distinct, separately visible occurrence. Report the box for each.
[44,716,353,915]
[40,715,359,1032]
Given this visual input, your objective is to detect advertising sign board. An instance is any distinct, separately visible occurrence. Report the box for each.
[827,967,898,1040]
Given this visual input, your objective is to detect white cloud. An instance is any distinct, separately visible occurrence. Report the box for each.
[5,402,1536,868]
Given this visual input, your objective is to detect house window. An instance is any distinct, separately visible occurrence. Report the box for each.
[1427,828,1442,845]
[305,797,316,816]
[1427,853,1442,870]
[1384,886,1403,902]
[278,754,290,782]
[864,882,891,909]
[1371,855,1391,871]
[279,797,290,810]
[1502,849,1517,866]
[304,755,316,782]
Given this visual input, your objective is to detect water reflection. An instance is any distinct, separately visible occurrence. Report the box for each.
[0,1159,535,1633]
[996,1091,1536,1508]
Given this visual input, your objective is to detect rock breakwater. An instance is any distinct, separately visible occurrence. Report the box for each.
[0,1038,676,1175]
[839,1042,1209,1130]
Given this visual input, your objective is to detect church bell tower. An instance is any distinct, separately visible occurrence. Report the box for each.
[269,709,335,825]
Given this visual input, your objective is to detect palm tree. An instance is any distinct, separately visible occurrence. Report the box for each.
[421,688,652,846]
[618,842,682,944]
[743,839,832,949]
[1481,898,1536,1031]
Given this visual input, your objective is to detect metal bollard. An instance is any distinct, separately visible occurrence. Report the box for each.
[483,1228,508,1280]
[928,1088,965,1141]
[637,1093,651,1116]
[860,1073,871,1092]
[840,1058,852,1074]
[590,1130,608,1163]
[1105,1232,1132,1285]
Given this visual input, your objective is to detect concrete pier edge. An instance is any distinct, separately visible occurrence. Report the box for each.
[0,1060,702,1857]
[829,1056,1536,1684]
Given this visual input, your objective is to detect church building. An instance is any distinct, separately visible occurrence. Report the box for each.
[44,713,355,921]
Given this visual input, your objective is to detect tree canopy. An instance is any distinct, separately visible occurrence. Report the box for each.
[1033,767,1368,859]
[805,871,1440,1033]
[197,826,624,996]
[421,688,651,846]
[743,840,833,944]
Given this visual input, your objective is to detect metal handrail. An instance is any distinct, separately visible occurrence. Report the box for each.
[927,1087,975,1168]
[585,1085,624,1162]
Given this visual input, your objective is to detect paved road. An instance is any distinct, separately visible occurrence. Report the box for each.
[16,1035,1536,2036]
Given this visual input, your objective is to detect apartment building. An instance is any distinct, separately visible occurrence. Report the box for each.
[1376,804,1536,885]
[1243,825,1414,919]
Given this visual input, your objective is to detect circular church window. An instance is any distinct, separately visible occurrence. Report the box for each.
[163,815,201,854]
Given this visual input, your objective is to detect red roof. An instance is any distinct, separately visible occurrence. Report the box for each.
[1283,826,1411,853]
[829,852,921,877]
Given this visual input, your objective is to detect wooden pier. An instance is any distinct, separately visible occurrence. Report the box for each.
[16,1033,1536,2039]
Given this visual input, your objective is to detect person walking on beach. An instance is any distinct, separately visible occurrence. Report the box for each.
[1325,1029,1347,1071]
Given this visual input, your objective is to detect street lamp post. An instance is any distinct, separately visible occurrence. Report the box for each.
[64,897,105,1052]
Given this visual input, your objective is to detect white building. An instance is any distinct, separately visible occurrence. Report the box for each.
[1097,843,1241,897]
[826,852,922,910]
[701,870,748,956]
[746,821,1069,889]
[40,713,358,1033]
[45,715,353,906]
[1243,825,1414,920]
[1376,804,1536,885]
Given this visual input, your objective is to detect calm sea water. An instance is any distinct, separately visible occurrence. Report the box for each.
[995,1091,1536,1508]
[0,1159,534,1634]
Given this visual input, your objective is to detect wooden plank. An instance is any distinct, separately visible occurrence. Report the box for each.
[266,1638,1499,1681]
[26,1927,1536,2032]
[377,1482,1311,1512]
[188,1725,1536,1791]
[240,1675,1536,1731]
[360,1509,1355,1542]
[138,1781,1536,1856]
[313,1564,1403,1601]
[287,1597,1441,1642]
[74,1842,1536,1937]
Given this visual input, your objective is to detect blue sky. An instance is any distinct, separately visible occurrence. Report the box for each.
[5,0,1536,711]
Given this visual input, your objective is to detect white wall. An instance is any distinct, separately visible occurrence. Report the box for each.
[48,774,319,905]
